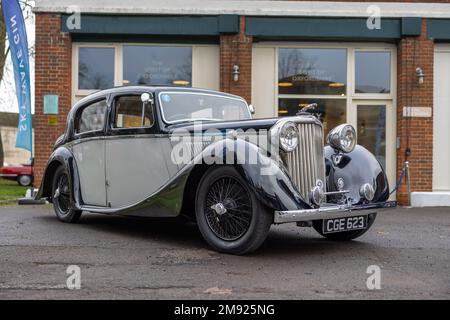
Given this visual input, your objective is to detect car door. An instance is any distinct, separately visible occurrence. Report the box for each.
[105,92,171,209]
[71,99,108,207]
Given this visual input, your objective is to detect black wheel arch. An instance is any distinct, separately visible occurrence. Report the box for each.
[179,138,312,219]
[35,147,82,209]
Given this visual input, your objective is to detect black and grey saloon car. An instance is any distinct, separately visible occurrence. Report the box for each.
[36,86,396,254]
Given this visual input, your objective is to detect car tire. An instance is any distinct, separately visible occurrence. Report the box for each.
[52,166,82,223]
[312,213,377,241]
[17,174,33,186]
[195,166,272,255]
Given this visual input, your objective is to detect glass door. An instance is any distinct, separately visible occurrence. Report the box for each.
[350,101,396,194]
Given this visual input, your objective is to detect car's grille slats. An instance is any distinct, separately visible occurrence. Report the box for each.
[285,122,326,203]
[189,140,211,158]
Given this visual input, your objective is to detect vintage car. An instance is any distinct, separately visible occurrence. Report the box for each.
[36,86,396,254]
[0,159,34,186]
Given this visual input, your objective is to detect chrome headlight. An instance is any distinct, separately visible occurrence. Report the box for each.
[327,124,356,153]
[279,121,299,152]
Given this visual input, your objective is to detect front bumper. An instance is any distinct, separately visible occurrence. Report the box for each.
[274,201,397,224]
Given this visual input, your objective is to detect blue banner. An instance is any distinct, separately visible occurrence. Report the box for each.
[2,0,32,153]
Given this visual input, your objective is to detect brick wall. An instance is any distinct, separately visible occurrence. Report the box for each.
[34,14,72,186]
[33,12,437,205]
[396,19,434,205]
[219,16,253,103]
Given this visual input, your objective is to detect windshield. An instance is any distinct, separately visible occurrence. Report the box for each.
[159,92,251,123]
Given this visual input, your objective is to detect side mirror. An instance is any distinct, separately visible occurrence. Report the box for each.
[141,92,152,103]
[248,104,255,115]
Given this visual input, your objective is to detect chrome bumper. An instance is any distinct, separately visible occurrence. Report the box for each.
[274,201,397,224]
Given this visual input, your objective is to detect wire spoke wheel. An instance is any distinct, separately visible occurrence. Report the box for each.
[55,173,70,214]
[204,176,252,241]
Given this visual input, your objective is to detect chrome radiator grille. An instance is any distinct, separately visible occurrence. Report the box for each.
[285,122,326,203]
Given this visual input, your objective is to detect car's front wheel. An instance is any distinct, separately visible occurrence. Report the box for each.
[195,166,272,255]
[52,166,82,223]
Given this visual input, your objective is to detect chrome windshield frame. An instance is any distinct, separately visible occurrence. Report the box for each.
[157,91,252,124]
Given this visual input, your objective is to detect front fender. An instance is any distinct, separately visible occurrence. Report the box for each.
[325,145,390,204]
[190,138,311,211]
[35,146,82,209]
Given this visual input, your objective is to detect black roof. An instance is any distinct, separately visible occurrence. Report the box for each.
[73,86,244,111]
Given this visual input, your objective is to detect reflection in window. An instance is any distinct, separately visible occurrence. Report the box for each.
[77,100,107,134]
[278,99,346,137]
[114,95,153,128]
[123,46,192,86]
[355,52,391,93]
[357,105,386,169]
[278,48,347,95]
[78,48,115,90]
[160,92,251,123]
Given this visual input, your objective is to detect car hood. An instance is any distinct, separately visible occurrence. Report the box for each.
[166,118,279,134]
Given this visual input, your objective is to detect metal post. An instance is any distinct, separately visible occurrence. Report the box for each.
[405,161,411,206]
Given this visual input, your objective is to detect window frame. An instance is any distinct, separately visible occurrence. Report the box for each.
[72,43,216,105]
[253,41,396,195]
[72,44,118,99]
[73,98,108,137]
[352,48,394,99]
[157,91,252,124]
[110,93,156,131]
[121,44,193,87]
[264,42,396,122]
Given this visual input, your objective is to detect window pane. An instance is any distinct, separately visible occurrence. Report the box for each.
[357,105,386,169]
[159,92,251,123]
[123,46,192,86]
[115,95,154,128]
[78,48,115,90]
[77,100,107,133]
[278,98,346,137]
[278,48,347,95]
[355,51,391,93]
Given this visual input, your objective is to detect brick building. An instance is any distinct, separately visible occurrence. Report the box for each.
[33,0,450,205]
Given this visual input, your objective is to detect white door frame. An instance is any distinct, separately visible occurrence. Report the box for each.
[350,100,396,192]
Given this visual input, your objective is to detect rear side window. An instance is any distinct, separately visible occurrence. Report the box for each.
[76,100,107,134]
[114,95,154,129]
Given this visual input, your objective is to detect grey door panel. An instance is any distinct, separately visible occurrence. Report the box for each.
[105,137,171,209]
[72,139,107,206]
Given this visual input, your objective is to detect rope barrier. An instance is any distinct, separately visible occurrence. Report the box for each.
[390,165,406,195]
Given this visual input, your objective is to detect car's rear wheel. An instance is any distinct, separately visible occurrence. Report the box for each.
[17,174,32,186]
[312,213,377,241]
[52,166,82,223]
[195,166,272,255]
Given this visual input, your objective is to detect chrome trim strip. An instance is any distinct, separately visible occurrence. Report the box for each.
[0,174,18,177]
[274,201,397,224]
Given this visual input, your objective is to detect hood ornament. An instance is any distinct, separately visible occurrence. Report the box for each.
[296,103,319,117]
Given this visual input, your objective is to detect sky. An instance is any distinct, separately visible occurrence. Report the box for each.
[0,2,35,114]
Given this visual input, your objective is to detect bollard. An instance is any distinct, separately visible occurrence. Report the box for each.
[405,161,411,207]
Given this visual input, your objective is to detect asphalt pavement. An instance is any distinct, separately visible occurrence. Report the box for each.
[0,204,448,299]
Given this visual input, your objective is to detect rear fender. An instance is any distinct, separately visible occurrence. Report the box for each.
[35,147,82,209]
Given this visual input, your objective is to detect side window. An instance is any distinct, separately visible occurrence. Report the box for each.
[76,100,107,134]
[114,95,154,128]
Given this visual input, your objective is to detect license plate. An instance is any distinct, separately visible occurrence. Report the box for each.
[323,215,367,234]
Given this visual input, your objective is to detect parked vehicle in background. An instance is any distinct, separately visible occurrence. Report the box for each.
[0,159,34,186]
